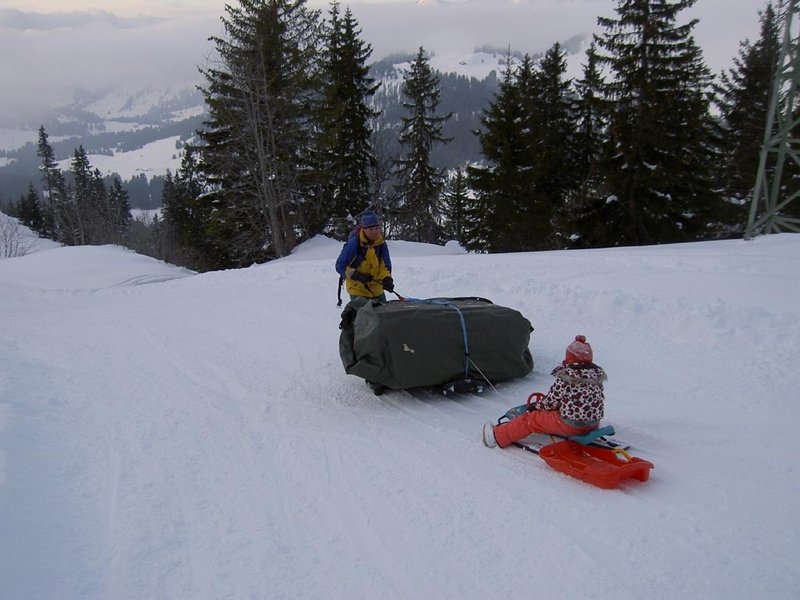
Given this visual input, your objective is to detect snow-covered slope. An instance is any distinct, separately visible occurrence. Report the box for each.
[1,228,798,599]
[0,211,59,257]
[54,135,187,181]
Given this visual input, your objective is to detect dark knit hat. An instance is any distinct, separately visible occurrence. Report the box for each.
[565,335,593,364]
[360,210,380,228]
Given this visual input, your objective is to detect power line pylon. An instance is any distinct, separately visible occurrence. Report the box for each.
[746,0,800,238]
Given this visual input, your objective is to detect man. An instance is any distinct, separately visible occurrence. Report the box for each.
[335,210,394,302]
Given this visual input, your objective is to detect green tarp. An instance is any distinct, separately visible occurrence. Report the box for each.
[339,297,534,390]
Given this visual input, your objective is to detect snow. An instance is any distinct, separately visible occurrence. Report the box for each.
[82,87,202,121]
[167,106,206,122]
[130,208,163,223]
[0,212,60,257]
[1,219,799,599]
[101,121,153,134]
[430,50,507,81]
[56,135,184,181]
[0,128,38,152]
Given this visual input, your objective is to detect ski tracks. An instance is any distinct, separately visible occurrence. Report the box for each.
[72,313,282,598]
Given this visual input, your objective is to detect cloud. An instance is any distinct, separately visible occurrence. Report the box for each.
[0,9,220,126]
[0,8,162,30]
[0,0,765,128]
[348,0,762,67]
[349,0,602,59]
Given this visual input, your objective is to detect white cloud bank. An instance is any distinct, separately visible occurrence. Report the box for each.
[0,0,766,126]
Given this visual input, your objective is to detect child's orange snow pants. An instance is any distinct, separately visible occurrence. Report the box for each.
[493,410,596,448]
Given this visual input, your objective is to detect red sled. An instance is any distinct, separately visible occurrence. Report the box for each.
[538,440,654,489]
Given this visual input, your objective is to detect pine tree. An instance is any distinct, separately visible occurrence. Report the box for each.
[524,43,577,248]
[468,55,534,252]
[92,168,114,244]
[65,147,113,246]
[714,1,781,230]
[17,183,44,234]
[393,46,452,243]
[595,0,720,245]
[108,177,132,243]
[316,1,379,238]
[440,167,472,245]
[198,0,322,267]
[573,43,606,181]
[568,42,611,247]
[36,125,66,241]
[159,172,182,261]
[162,146,211,269]
[67,145,94,245]
[1,196,17,218]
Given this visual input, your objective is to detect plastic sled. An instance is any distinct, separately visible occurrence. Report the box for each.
[538,440,654,489]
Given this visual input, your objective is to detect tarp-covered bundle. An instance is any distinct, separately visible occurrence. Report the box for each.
[339,297,534,391]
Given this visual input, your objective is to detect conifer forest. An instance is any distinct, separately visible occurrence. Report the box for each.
[6,0,793,272]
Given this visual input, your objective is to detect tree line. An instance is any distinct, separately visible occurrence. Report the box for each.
[5,0,790,271]
[12,126,132,247]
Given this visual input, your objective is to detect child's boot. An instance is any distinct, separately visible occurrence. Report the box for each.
[482,422,497,448]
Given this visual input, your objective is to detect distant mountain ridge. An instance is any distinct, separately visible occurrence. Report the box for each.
[0,46,504,208]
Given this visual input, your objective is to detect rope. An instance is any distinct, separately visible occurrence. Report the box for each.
[446,302,470,378]
[467,357,498,393]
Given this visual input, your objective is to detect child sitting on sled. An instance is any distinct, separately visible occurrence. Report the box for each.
[483,335,606,448]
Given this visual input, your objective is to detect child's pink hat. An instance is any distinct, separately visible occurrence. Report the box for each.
[565,335,593,364]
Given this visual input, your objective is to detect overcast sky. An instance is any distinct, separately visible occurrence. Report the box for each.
[0,0,766,127]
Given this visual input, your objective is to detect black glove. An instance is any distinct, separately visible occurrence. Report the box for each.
[381,276,394,293]
[350,271,371,284]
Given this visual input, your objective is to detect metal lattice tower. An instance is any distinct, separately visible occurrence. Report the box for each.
[746,0,800,238]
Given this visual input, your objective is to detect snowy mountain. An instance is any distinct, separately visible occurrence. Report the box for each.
[1,215,798,599]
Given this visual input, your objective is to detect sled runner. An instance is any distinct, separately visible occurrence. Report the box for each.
[441,377,487,396]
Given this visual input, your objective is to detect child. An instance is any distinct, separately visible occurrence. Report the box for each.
[483,335,606,448]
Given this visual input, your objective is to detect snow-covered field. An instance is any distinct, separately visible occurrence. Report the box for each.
[1,222,798,599]
[55,135,185,181]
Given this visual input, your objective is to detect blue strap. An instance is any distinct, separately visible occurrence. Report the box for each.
[447,303,470,377]
[567,425,616,445]
[405,298,470,377]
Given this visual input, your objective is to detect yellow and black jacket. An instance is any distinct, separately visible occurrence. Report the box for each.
[335,228,392,298]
